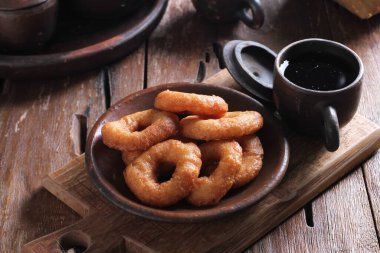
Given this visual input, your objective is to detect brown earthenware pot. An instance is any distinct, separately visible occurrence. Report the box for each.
[86,83,289,222]
[0,0,58,51]
[273,39,363,151]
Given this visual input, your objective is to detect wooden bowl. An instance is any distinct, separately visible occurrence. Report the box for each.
[0,0,58,51]
[86,83,289,222]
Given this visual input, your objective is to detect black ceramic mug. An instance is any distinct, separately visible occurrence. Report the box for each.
[224,38,364,151]
[273,39,363,151]
[191,0,264,29]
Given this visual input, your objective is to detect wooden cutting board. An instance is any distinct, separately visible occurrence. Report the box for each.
[23,70,380,253]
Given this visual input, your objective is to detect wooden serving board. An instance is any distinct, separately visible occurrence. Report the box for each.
[23,70,380,253]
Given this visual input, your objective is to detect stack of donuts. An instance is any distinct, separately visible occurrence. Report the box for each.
[101,90,264,207]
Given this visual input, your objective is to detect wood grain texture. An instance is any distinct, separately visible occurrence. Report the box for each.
[108,45,146,104]
[2,0,380,251]
[23,112,380,253]
[324,0,380,241]
[0,73,105,253]
[350,7,380,242]
[147,0,220,85]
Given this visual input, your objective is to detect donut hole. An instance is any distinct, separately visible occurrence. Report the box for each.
[156,162,176,183]
[199,160,219,177]
[199,150,221,177]
[135,123,150,132]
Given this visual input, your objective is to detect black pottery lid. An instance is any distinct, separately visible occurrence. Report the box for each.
[223,40,277,102]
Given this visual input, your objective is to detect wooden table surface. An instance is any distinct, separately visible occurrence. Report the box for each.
[1,0,380,252]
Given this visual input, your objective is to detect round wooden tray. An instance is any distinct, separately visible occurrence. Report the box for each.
[0,0,168,79]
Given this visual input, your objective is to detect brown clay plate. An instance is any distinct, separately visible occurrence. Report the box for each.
[86,83,289,222]
[0,0,167,79]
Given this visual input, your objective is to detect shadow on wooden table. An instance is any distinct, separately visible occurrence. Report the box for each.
[19,188,80,244]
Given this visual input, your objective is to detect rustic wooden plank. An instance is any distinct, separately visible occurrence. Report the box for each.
[364,146,380,241]
[0,73,105,253]
[42,155,91,218]
[324,0,380,242]
[249,169,380,252]
[42,155,121,218]
[362,11,380,240]
[147,0,220,85]
[108,45,146,104]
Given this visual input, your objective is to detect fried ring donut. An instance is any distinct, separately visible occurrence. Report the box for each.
[233,135,264,188]
[188,140,242,206]
[122,150,142,164]
[122,149,177,184]
[124,140,202,207]
[102,109,179,151]
[180,111,263,141]
[120,133,195,165]
[154,90,228,117]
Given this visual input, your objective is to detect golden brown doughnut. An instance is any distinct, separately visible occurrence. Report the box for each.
[154,90,228,117]
[188,140,242,206]
[124,140,202,207]
[180,111,263,141]
[233,135,264,188]
[102,109,179,151]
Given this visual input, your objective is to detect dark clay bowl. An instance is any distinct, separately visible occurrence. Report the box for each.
[86,83,289,222]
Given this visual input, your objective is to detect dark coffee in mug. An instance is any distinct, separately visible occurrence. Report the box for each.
[283,52,357,91]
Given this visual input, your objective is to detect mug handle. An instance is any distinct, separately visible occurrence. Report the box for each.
[237,0,265,29]
[322,106,340,152]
